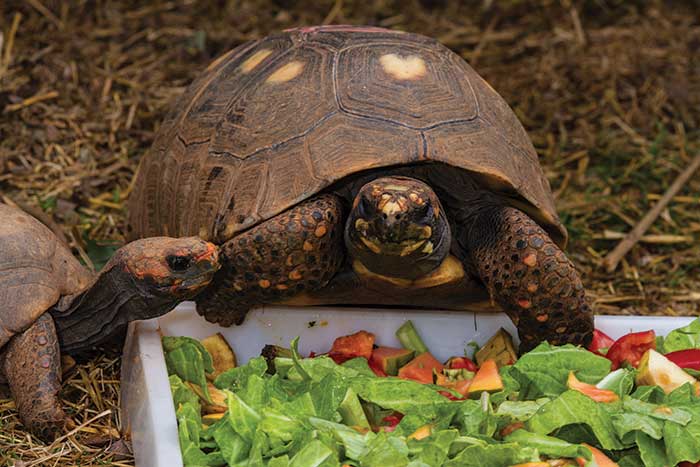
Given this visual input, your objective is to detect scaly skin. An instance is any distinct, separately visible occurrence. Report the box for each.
[2,313,65,442]
[461,196,593,352]
[197,194,345,326]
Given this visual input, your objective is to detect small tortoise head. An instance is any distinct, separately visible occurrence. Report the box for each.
[345,176,451,279]
[114,236,220,300]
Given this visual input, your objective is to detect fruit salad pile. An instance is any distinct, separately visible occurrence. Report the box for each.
[164,318,700,467]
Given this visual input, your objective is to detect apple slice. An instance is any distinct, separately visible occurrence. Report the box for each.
[636,349,700,394]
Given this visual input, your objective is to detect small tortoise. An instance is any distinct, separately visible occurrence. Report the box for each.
[0,203,219,440]
[128,25,593,351]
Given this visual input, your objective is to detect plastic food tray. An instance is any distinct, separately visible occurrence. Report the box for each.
[120,302,695,467]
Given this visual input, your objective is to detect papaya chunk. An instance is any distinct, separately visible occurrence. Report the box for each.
[369,347,415,376]
[328,330,376,364]
[188,382,228,413]
[398,352,444,384]
[576,443,619,467]
[567,372,619,403]
[467,359,503,396]
[202,333,237,381]
[408,424,432,440]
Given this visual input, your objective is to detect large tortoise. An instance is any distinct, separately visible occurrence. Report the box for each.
[128,25,593,351]
[0,203,220,440]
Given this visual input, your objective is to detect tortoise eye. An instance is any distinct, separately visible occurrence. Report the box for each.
[167,255,192,272]
[357,196,374,217]
[417,203,433,220]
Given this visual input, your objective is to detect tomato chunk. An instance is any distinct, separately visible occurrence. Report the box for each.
[665,349,700,371]
[446,356,478,372]
[605,330,656,370]
[588,329,615,354]
[328,330,375,364]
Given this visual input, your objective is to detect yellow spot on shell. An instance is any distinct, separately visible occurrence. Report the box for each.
[206,49,237,72]
[379,54,427,80]
[303,240,314,251]
[258,279,271,288]
[240,49,273,73]
[267,61,304,83]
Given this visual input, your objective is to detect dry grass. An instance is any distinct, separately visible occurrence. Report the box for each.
[0,0,698,464]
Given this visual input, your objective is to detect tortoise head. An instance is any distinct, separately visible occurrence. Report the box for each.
[345,176,451,279]
[114,236,220,301]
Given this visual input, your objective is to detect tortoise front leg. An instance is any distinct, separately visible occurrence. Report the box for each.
[1,313,66,441]
[197,194,345,326]
[460,193,593,352]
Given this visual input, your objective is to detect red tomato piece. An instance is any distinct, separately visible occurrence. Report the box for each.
[665,349,700,371]
[381,413,404,432]
[605,330,656,370]
[446,356,478,372]
[328,330,375,364]
[588,329,615,353]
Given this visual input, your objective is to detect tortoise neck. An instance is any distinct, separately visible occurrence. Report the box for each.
[49,264,173,355]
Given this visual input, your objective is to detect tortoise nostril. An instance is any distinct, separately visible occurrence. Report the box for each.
[167,255,192,271]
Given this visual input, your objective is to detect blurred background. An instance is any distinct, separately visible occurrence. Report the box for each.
[0,0,698,464]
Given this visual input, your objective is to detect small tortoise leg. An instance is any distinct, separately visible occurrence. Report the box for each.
[1,313,66,441]
[462,197,593,353]
[197,194,345,326]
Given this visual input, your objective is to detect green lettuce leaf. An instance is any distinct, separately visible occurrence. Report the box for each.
[658,318,700,353]
[512,343,611,398]
[526,390,624,449]
[504,429,591,459]
[214,356,267,391]
[408,429,458,467]
[359,432,409,467]
[595,368,636,397]
[443,441,539,467]
[224,389,261,442]
[170,374,200,411]
[350,377,453,418]
[176,402,224,466]
[164,336,214,402]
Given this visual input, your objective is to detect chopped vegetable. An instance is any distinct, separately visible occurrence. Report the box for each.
[606,330,656,369]
[395,320,429,354]
[567,371,619,403]
[467,359,503,396]
[201,333,237,381]
[588,329,616,354]
[636,349,699,394]
[165,320,700,467]
[328,330,375,364]
[475,328,518,367]
[397,351,443,384]
[446,356,478,372]
[369,346,415,376]
[665,349,700,371]
[577,443,619,467]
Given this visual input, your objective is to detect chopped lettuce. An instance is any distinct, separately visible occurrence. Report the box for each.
[658,317,700,353]
[512,342,612,398]
[165,322,700,467]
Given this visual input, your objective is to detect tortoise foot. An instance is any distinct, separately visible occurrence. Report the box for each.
[2,313,66,441]
[197,194,345,326]
[463,198,593,353]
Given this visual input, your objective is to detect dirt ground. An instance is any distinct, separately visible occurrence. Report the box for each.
[1,0,699,464]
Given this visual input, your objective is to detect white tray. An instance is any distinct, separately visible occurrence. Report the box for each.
[120,302,695,467]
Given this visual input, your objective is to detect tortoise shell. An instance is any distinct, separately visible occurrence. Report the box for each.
[0,204,92,348]
[127,25,565,247]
